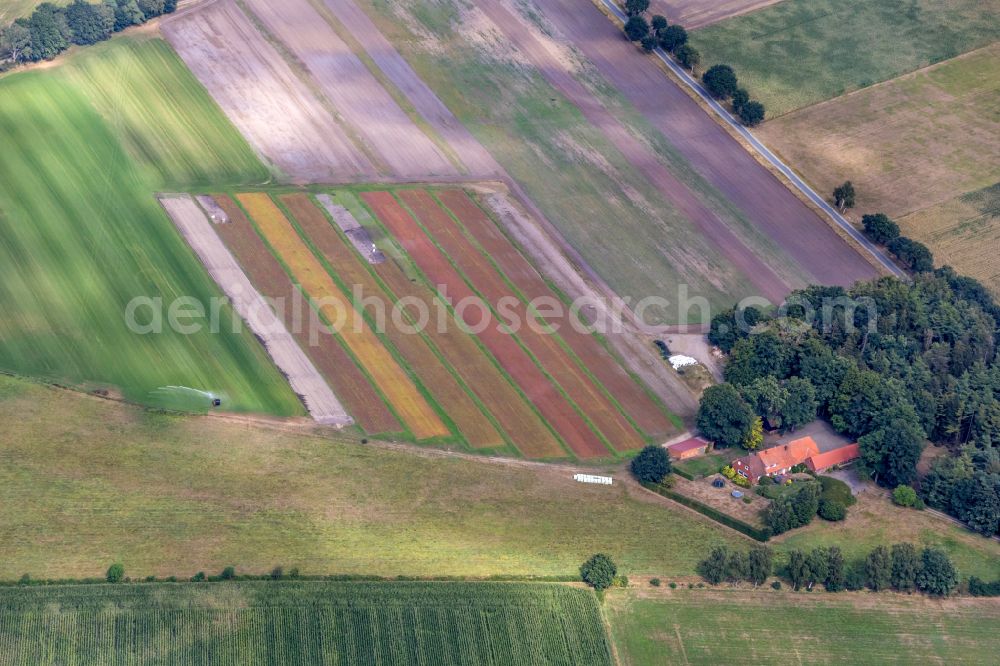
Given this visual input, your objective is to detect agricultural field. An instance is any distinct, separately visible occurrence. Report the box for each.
[0,581,612,665]
[606,588,1000,665]
[0,373,739,580]
[649,1,784,29]
[0,0,66,22]
[168,187,678,456]
[758,44,1000,220]
[0,36,301,415]
[899,183,1000,294]
[691,0,1000,117]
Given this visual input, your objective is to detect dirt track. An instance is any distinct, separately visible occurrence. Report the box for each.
[243,0,455,179]
[532,0,879,289]
[158,195,353,426]
[478,0,791,303]
[161,0,373,182]
[649,0,783,29]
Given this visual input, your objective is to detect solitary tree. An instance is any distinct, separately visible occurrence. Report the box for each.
[658,24,687,52]
[580,553,618,591]
[106,562,125,583]
[892,485,918,507]
[861,213,900,244]
[624,15,650,42]
[625,0,650,16]
[702,64,738,99]
[674,44,700,70]
[832,181,856,211]
[630,445,671,483]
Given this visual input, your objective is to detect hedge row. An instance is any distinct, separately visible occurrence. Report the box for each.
[642,482,771,541]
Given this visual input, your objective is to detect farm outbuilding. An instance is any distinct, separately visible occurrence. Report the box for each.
[667,437,710,460]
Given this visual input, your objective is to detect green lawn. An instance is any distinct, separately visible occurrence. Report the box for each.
[672,453,728,479]
[0,581,612,664]
[606,588,1000,665]
[0,37,297,414]
[692,0,1000,116]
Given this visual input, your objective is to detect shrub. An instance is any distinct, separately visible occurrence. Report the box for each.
[580,554,617,591]
[818,498,847,521]
[771,581,781,590]
[220,566,236,580]
[630,445,671,483]
[106,563,125,584]
[759,475,774,486]
[861,213,900,244]
[669,582,677,589]
[270,567,284,580]
[191,571,206,582]
[613,574,629,588]
[650,578,661,587]
[738,100,765,126]
[818,475,856,507]
[702,64,738,99]
[893,485,918,508]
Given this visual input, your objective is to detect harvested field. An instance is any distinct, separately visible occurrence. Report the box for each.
[529,0,879,288]
[400,189,643,453]
[162,0,373,182]
[759,44,1000,220]
[691,0,1000,116]
[212,195,402,435]
[243,0,454,179]
[237,193,448,441]
[438,189,675,437]
[159,195,351,425]
[899,183,1000,295]
[649,0,784,28]
[321,0,500,178]
[362,191,592,458]
[281,193,504,449]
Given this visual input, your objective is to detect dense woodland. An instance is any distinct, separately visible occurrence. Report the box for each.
[0,1,176,67]
[701,268,1000,538]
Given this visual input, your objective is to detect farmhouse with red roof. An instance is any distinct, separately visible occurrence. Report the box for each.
[733,437,860,484]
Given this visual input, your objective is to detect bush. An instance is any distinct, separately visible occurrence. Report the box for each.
[702,64,738,99]
[106,563,125,583]
[270,567,284,580]
[818,498,847,521]
[893,485,919,508]
[650,577,661,587]
[220,566,236,580]
[613,574,629,588]
[759,475,774,486]
[969,577,1000,596]
[771,580,782,590]
[630,445,671,483]
[818,475,856,507]
[861,213,900,244]
[191,571,206,582]
[580,554,617,591]
[738,100,765,126]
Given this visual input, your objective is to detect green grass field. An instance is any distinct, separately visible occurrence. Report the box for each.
[0,581,612,664]
[0,0,66,22]
[692,0,1000,116]
[0,37,298,414]
[606,588,1000,665]
[360,0,803,324]
[672,453,729,479]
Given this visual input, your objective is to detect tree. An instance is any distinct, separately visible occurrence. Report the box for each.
[624,16,649,42]
[915,548,957,597]
[781,377,818,432]
[111,0,145,32]
[738,100,766,127]
[887,236,934,273]
[743,416,764,450]
[630,445,671,483]
[865,545,891,591]
[164,0,178,12]
[640,35,657,52]
[832,181,856,211]
[890,543,919,592]
[702,64,738,99]
[859,406,925,487]
[136,0,165,17]
[27,3,73,60]
[747,547,772,586]
[725,550,747,583]
[804,548,828,590]
[825,546,846,592]
[658,24,687,52]
[0,22,32,64]
[624,0,650,15]
[787,549,808,590]
[674,44,700,70]
[220,566,236,580]
[106,562,125,583]
[862,213,900,245]
[892,485,918,507]
[742,375,787,430]
[650,14,668,32]
[792,482,821,525]
[65,0,114,45]
[698,546,728,584]
[818,498,846,521]
[764,497,797,535]
[948,474,1000,536]
[731,88,749,113]
[697,383,755,448]
[580,553,617,591]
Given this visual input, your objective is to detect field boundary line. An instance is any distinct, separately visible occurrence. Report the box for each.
[595,0,906,280]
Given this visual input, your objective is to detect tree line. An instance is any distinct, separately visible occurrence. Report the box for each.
[700,543,959,597]
[0,0,176,67]
[698,268,1000,538]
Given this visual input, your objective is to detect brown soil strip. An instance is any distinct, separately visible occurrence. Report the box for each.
[397,190,634,456]
[212,195,402,435]
[438,189,674,436]
[321,0,502,179]
[161,0,373,182]
[158,194,352,426]
[281,193,504,450]
[361,191,595,458]
[242,0,455,179]
[479,0,790,304]
[536,0,879,288]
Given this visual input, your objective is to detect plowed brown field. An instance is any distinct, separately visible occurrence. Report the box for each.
[437,190,674,436]
[212,195,401,435]
[281,194,504,449]
[364,191,607,458]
